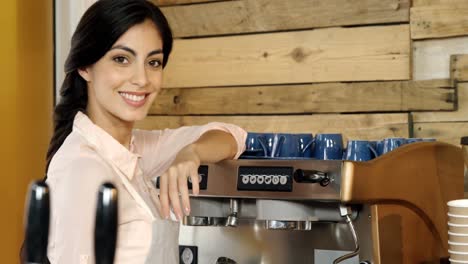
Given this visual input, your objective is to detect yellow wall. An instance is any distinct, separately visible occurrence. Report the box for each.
[0,0,53,261]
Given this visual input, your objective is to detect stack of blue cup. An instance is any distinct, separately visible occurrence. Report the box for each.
[241,132,436,161]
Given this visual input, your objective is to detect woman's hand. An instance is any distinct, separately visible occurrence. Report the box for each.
[158,144,200,221]
[158,130,239,220]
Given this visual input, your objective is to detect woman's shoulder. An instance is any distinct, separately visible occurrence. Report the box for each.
[47,132,113,181]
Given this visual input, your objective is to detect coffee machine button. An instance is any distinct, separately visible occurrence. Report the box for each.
[272,176,280,185]
[241,175,249,184]
[249,175,257,184]
[279,176,288,185]
[257,175,265,184]
[265,175,272,184]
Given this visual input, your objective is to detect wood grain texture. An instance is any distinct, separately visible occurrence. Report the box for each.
[151,79,454,114]
[412,0,467,7]
[413,82,468,122]
[414,121,468,145]
[136,113,409,141]
[452,54,468,82]
[411,3,468,39]
[412,36,468,80]
[162,25,411,88]
[161,0,409,37]
[151,0,224,6]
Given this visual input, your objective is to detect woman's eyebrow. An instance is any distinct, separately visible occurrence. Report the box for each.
[147,49,163,57]
[110,45,136,56]
[110,45,162,57]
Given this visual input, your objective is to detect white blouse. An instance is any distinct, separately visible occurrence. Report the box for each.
[46,112,247,263]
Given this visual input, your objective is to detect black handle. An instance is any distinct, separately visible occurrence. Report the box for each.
[293,169,330,186]
[24,181,50,264]
[94,183,118,264]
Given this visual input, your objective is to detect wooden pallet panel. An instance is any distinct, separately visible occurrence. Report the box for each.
[413,121,468,145]
[413,36,468,80]
[452,54,468,82]
[161,0,409,37]
[136,113,409,141]
[151,79,454,115]
[162,25,410,88]
[412,0,466,7]
[411,3,468,39]
[413,82,468,122]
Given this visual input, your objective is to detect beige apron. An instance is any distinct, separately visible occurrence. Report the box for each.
[145,219,180,263]
[107,157,180,264]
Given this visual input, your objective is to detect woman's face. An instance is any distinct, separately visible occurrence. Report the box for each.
[79,19,164,124]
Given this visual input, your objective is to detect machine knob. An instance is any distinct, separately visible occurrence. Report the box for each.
[293,169,330,186]
[94,183,118,264]
[24,181,50,264]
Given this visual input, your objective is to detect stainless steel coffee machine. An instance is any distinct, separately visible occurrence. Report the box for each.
[174,142,463,264]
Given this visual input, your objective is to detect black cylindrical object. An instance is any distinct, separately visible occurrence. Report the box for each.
[94,182,118,264]
[24,181,50,264]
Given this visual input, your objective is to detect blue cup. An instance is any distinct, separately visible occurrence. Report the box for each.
[255,133,280,157]
[382,138,406,154]
[313,134,344,160]
[406,138,423,144]
[375,141,384,156]
[244,132,268,156]
[274,133,314,158]
[345,140,378,161]
[296,134,314,158]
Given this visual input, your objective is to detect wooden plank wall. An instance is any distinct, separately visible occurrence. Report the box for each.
[411,0,468,146]
[136,0,468,146]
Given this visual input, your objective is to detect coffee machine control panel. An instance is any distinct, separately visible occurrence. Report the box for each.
[237,166,293,192]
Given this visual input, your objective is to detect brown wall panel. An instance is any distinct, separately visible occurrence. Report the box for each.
[163,25,411,88]
[161,0,409,37]
[151,79,454,115]
[137,113,409,141]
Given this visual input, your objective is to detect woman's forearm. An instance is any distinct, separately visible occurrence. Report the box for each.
[192,130,238,163]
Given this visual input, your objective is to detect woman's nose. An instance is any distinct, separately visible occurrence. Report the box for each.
[130,64,149,87]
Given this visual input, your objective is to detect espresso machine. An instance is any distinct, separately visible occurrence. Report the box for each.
[176,142,463,264]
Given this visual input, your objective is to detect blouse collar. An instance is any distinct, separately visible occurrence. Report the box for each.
[73,111,141,179]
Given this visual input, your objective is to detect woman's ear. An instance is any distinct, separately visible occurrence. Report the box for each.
[77,67,91,82]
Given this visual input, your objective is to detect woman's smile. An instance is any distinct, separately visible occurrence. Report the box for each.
[118,91,151,108]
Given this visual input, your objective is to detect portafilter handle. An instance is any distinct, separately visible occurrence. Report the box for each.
[24,181,50,264]
[94,183,118,264]
[293,169,330,186]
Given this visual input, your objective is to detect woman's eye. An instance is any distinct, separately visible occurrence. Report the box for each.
[113,56,129,64]
[149,59,162,68]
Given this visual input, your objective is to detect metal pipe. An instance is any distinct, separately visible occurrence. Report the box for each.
[225,199,239,227]
[333,206,360,264]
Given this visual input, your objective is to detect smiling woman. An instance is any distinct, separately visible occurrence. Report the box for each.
[32,1,247,264]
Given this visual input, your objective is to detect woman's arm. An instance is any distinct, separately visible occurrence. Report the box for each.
[192,130,238,162]
[133,122,246,178]
[157,127,246,221]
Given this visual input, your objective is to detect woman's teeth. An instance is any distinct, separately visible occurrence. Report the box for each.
[119,92,146,102]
